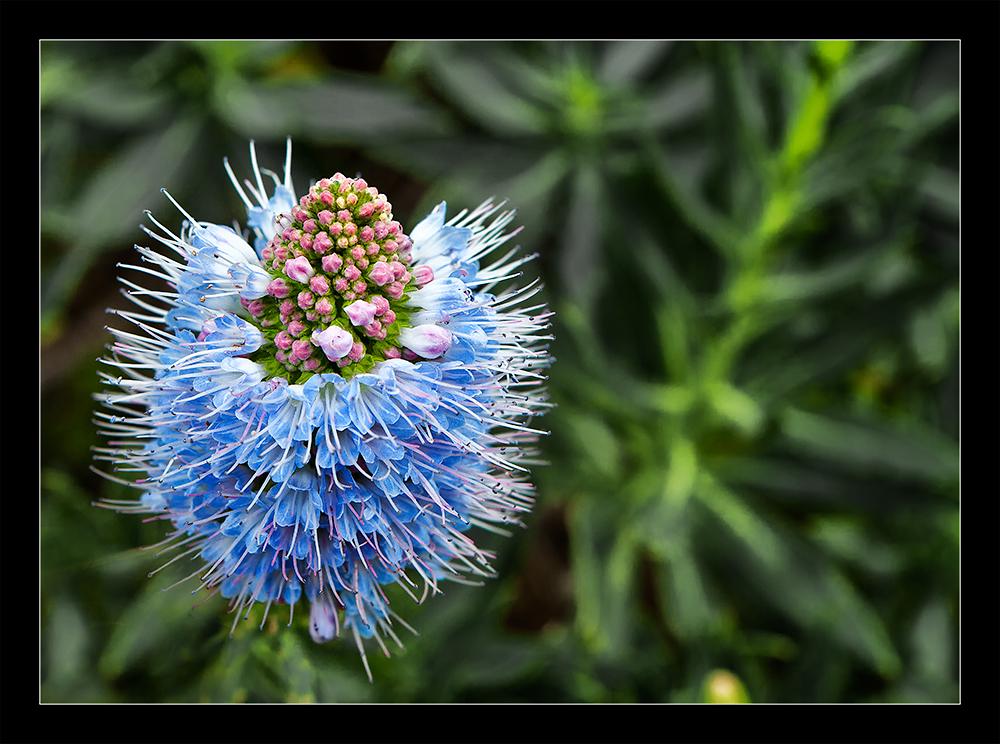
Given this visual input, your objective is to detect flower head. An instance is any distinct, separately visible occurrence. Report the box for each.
[95,140,552,680]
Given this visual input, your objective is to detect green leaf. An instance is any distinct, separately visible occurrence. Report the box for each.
[706,381,765,437]
[598,40,673,85]
[188,39,299,74]
[416,42,547,137]
[918,164,959,223]
[99,567,219,681]
[637,130,744,259]
[780,408,958,485]
[558,164,604,307]
[41,116,204,319]
[760,250,880,303]
[909,594,955,683]
[651,533,717,641]
[836,41,920,102]
[642,69,713,131]
[569,500,639,658]
[697,477,901,677]
[43,69,171,128]
[217,77,451,143]
[560,408,623,482]
[809,517,901,576]
[663,436,698,504]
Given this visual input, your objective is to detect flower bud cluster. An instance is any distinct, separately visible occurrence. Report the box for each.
[244,174,421,379]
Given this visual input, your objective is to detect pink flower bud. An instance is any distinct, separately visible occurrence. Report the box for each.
[371,295,390,316]
[267,278,290,298]
[399,324,452,358]
[322,254,343,273]
[348,341,366,361]
[368,261,394,287]
[412,264,434,287]
[315,297,334,316]
[345,299,378,327]
[364,321,386,340]
[313,232,333,254]
[310,275,330,295]
[385,260,403,280]
[311,325,354,361]
[284,256,315,283]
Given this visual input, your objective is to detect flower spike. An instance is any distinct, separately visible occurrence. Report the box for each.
[95,141,552,679]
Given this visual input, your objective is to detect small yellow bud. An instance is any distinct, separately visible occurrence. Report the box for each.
[703,669,750,704]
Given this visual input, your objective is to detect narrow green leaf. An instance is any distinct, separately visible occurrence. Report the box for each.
[706,381,766,437]
[569,499,638,657]
[663,437,698,504]
[656,536,716,640]
[780,408,958,485]
[698,477,901,677]
[419,43,547,137]
[836,41,920,102]
[99,568,218,680]
[642,70,712,131]
[220,77,451,143]
[637,129,744,259]
[568,501,605,651]
[42,116,204,319]
[599,40,673,85]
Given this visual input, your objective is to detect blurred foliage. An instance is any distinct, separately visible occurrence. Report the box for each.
[41,40,959,704]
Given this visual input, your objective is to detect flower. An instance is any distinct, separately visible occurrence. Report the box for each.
[94,140,552,680]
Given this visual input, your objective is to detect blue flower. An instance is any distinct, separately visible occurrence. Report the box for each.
[95,140,552,679]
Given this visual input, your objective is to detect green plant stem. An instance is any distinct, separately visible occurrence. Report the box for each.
[702,40,855,390]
